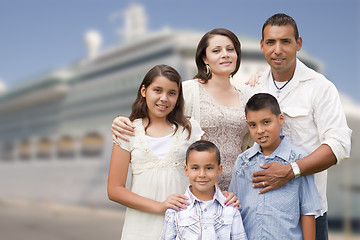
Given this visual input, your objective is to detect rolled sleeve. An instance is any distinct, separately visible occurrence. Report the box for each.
[314,82,352,163]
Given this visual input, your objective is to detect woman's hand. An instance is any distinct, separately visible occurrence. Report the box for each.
[111,116,135,145]
[160,194,189,213]
[245,72,262,86]
[223,191,241,209]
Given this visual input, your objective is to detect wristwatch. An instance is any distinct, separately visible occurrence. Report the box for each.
[290,162,301,178]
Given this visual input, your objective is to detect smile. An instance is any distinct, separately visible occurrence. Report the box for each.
[258,136,268,143]
[156,104,168,111]
[220,61,232,65]
[196,181,209,185]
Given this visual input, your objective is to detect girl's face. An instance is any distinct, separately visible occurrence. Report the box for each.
[141,76,179,121]
[203,35,237,78]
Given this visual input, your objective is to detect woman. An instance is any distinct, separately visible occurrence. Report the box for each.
[112,28,251,190]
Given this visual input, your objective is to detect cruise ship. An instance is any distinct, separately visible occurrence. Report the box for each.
[0,4,358,231]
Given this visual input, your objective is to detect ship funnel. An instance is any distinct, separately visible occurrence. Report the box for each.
[84,30,102,59]
[123,3,147,40]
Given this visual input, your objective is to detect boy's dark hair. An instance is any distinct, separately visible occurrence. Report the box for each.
[262,13,299,40]
[245,93,281,116]
[186,140,221,165]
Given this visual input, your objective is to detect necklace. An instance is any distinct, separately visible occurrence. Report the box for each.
[273,76,293,98]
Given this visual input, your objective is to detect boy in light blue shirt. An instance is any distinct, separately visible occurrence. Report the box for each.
[229,93,321,240]
[161,140,247,240]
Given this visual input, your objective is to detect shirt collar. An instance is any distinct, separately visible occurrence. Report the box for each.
[185,184,227,209]
[259,58,314,87]
[246,136,293,163]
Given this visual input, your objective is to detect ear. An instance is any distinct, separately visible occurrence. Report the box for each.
[184,165,189,177]
[202,56,208,65]
[260,39,264,53]
[217,164,223,176]
[279,113,285,126]
[140,85,146,98]
[296,36,302,51]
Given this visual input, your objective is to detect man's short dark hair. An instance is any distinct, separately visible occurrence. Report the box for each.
[245,93,281,116]
[186,140,221,165]
[262,13,299,40]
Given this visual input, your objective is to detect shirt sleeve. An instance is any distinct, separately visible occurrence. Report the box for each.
[189,118,204,141]
[230,209,248,240]
[160,210,177,240]
[313,81,352,163]
[299,174,322,216]
[228,155,241,197]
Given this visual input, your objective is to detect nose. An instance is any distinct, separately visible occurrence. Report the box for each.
[199,168,206,177]
[160,93,168,102]
[257,125,265,134]
[274,42,282,55]
[221,49,229,58]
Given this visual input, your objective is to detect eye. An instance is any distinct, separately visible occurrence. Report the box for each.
[168,91,177,96]
[266,40,275,45]
[264,120,270,125]
[207,167,213,170]
[283,39,291,44]
[248,123,256,128]
[192,167,198,170]
[154,88,161,93]
[212,49,220,53]
[227,47,235,52]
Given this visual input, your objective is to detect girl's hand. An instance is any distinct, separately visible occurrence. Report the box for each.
[160,194,189,213]
[111,116,135,145]
[245,72,262,86]
[223,191,241,210]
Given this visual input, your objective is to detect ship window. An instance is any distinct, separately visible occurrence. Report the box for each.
[37,138,52,160]
[0,141,14,161]
[57,136,75,159]
[19,140,31,160]
[82,133,103,158]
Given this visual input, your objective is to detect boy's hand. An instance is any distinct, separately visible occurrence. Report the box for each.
[251,162,293,194]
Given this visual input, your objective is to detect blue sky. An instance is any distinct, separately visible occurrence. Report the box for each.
[1,0,359,102]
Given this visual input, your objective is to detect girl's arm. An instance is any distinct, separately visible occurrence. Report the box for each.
[300,215,316,240]
[107,144,188,214]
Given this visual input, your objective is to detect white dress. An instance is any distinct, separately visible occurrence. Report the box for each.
[118,118,203,240]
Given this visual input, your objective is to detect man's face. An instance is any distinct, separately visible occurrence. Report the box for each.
[260,24,302,79]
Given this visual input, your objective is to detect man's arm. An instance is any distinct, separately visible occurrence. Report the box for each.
[252,79,350,193]
[251,144,336,193]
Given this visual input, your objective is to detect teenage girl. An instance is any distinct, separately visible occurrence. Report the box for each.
[107,65,204,239]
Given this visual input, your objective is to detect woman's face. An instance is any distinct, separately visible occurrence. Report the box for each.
[203,35,237,78]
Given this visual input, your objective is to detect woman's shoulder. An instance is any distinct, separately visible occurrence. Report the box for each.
[182,79,200,87]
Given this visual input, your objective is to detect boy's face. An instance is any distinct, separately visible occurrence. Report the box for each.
[246,108,284,156]
[185,150,222,201]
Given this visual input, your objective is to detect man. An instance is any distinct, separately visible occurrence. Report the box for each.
[244,13,352,239]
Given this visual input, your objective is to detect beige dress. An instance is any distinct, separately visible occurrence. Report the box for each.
[198,83,248,190]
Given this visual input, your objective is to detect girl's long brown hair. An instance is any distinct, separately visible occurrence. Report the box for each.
[129,65,191,139]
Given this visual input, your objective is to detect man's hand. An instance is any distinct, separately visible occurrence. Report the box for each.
[251,162,293,194]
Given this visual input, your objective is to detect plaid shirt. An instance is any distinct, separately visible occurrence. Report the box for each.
[160,185,247,240]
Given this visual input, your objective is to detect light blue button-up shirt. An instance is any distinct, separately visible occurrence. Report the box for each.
[229,137,322,240]
[161,185,247,240]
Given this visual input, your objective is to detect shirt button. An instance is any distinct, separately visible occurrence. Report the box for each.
[204,208,207,212]
[221,220,224,224]
[204,226,207,230]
